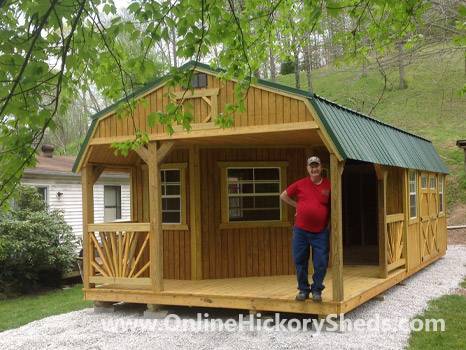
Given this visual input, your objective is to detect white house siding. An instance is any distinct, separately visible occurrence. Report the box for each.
[94,177,131,224]
[20,173,130,243]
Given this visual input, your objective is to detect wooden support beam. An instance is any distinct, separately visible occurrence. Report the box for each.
[374,163,384,180]
[378,168,388,278]
[402,169,410,271]
[90,121,319,146]
[148,142,164,292]
[82,166,96,289]
[330,153,344,302]
[189,145,203,280]
[157,141,176,165]
[172,88,219,99]
[135,146,149,164]
[211,94,218,120]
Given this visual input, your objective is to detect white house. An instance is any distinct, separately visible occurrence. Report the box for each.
[21,145,130,243]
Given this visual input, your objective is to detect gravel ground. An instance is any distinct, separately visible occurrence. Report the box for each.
[1,245,465,350]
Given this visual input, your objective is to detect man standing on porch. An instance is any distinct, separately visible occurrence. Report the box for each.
[280,156,331,302]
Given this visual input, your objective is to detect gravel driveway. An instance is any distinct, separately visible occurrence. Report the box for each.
[1,245,465,350]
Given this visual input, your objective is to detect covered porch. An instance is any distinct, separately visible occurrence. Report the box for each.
[83,265,409,316]
[79,122,411,316]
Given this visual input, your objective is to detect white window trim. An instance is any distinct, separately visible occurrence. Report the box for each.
[439,175,444,215]
[104,185,122,222]
[409,170,418,221]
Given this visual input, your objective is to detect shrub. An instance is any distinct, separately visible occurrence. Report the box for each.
[0,185,76,292]
[280,59,295,75]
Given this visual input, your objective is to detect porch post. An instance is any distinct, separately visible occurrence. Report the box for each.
[189,145,202,280]
[148,141,164,292]
[82,166,94,289]
[375,164,388,278]
[330,153,344,302]
[81,165,103,289]
[402,169,409,271]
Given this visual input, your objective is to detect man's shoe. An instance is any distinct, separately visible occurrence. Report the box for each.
[312,293,322,302]
[295,292,310,301]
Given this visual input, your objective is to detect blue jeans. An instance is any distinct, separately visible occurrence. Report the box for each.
[292,226,330,295]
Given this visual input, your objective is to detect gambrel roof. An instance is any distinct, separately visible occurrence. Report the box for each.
[73,61,449,174]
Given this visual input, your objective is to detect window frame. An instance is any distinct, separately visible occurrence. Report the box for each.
[439,175,444,216]
[421,175,428,189]
[408,170,418,222]
[104,185,122,222]
[161,163,188,230]
[218,161,290,229]
[429,176,436,190]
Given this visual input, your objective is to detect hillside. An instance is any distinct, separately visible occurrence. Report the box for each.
[275,45,466,215]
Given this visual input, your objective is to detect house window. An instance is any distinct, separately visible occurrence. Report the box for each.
[409,171,417,219]
[421,175,428,189]
[439,176,444,213]
[161,169,182,224]
[104,186,121,222]
[36,186,48,203]
[430,176,436,190]
[219,161,289,227]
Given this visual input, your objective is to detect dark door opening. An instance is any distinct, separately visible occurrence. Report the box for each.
[342,160,379,265]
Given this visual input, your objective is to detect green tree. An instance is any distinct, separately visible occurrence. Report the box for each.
[1,0,464,209]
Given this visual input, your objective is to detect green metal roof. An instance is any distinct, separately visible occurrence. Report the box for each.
[73,60,449,175]
[309,95,449,174]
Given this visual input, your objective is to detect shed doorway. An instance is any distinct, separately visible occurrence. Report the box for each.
[341,160,379,265]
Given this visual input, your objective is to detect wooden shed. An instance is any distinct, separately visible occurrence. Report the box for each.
[73,61,449,317]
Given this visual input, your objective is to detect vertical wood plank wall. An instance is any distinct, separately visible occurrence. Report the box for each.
[92,73,314,139]
[386,166,403,215]
[200,147,314,279]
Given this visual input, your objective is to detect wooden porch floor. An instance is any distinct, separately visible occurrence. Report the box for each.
[85,265,408,316]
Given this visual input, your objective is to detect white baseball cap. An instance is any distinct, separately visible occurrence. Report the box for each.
[307,156,321,165]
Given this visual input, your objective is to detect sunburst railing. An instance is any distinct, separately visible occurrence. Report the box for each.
[87,223,151,285]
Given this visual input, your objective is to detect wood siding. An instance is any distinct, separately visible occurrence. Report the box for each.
[92,73,314,140]
[135,149,192,280]
[200,147,318,279]
[386,166,403,215]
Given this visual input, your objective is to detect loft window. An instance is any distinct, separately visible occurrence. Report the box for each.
[192,73,207,88]
[409,171,417,219]
[104,186,121,222]
[183,73,208,89]
[161,169,182,224]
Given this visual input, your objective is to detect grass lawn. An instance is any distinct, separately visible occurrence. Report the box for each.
[0,284,93,332]
[407,276,466,349]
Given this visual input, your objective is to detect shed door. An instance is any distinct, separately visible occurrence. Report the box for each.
[419,173,439,262]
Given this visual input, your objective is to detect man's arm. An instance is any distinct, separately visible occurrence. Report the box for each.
[280,190,297,208]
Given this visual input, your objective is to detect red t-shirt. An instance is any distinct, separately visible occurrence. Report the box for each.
[286,177,331,232]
